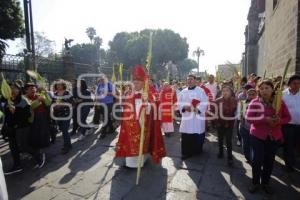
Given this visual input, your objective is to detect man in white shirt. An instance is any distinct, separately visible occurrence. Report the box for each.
[178,74,208,160]
[205,75,217,101]
[282,74,300,172]
[205,75,218,132]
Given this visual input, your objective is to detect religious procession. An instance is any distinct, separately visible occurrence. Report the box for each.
[0,53,299,198]
[1,0,300,199]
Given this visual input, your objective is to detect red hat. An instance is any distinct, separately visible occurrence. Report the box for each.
[132,65,147,81]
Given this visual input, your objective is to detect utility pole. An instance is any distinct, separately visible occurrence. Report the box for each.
[23,0,31,53]
[28,0,36,70]
[23,0,35,80]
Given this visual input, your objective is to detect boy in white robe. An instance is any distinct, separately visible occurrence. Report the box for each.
[178,75,208,159]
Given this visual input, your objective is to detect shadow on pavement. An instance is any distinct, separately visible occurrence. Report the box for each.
[2,125,117,200]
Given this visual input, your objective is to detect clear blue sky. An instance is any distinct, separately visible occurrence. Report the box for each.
[7,0,250,74]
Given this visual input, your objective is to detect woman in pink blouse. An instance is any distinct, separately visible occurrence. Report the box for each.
[246,80,291,194]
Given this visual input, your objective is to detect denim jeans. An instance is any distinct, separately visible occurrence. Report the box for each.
[77,106,91,135]
[282,124,300,168]
[236,120,242,142]
[240,126,251,162]
[250,135,280,185]
[72,107,79,133]
[104,103,115,133]
[57,120,71,148]
[217,127,233,159]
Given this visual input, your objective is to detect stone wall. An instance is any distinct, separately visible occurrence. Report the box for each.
[245,0,260,76]
[257,0,299,77]
[257,30,266,76]
[296,0,300,74]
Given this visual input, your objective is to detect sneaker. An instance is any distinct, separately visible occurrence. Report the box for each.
[37,153,46,169]
[78,134,85,141]
[262,185,274,195]
[4,165,23,175]
[248,184,260,193]
[236,140,241,146]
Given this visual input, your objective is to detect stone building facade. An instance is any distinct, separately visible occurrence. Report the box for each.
[242,0,300,77]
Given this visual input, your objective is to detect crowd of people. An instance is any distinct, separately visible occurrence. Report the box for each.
[0,65,299,196]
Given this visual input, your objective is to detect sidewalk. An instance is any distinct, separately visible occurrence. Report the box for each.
[1,127,300,200]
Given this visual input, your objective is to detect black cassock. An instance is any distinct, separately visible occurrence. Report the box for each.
[181,132,205,157]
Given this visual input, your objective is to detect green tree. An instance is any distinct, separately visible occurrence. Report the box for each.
[108,32,132,65]
[126,33,148,65]
[0,0,25,60]
[70,43,97,64]
[93,36,102,66]
[177,58,198,78]
[69,42,104,65]
[108,29,189,79]
[70,29,103,72]
[152,29,189,65]
[86,27,96,43]
[94,36,102,47]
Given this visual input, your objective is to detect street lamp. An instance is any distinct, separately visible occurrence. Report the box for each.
[23,0,35,79]
[193,47,205,74]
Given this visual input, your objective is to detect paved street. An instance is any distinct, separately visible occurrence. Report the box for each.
[1,123,300,200]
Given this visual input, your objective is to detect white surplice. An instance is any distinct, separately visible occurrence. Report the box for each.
[178,86,208,134]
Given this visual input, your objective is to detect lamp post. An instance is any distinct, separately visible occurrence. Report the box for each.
[23,0,35,79]
[193,47,205,75]
[28,0,36,71]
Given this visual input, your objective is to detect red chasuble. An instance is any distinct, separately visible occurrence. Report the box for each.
[159,86,177,123]
[115,91,166,163]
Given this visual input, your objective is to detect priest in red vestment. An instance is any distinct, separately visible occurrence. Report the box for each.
[115,65,166,168]
[159,82,177,137]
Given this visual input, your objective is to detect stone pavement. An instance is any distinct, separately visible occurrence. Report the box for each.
[1,125,300,200]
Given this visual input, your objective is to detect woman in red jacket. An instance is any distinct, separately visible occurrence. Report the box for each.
[246,80,291,194]
[214,85,237,166]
